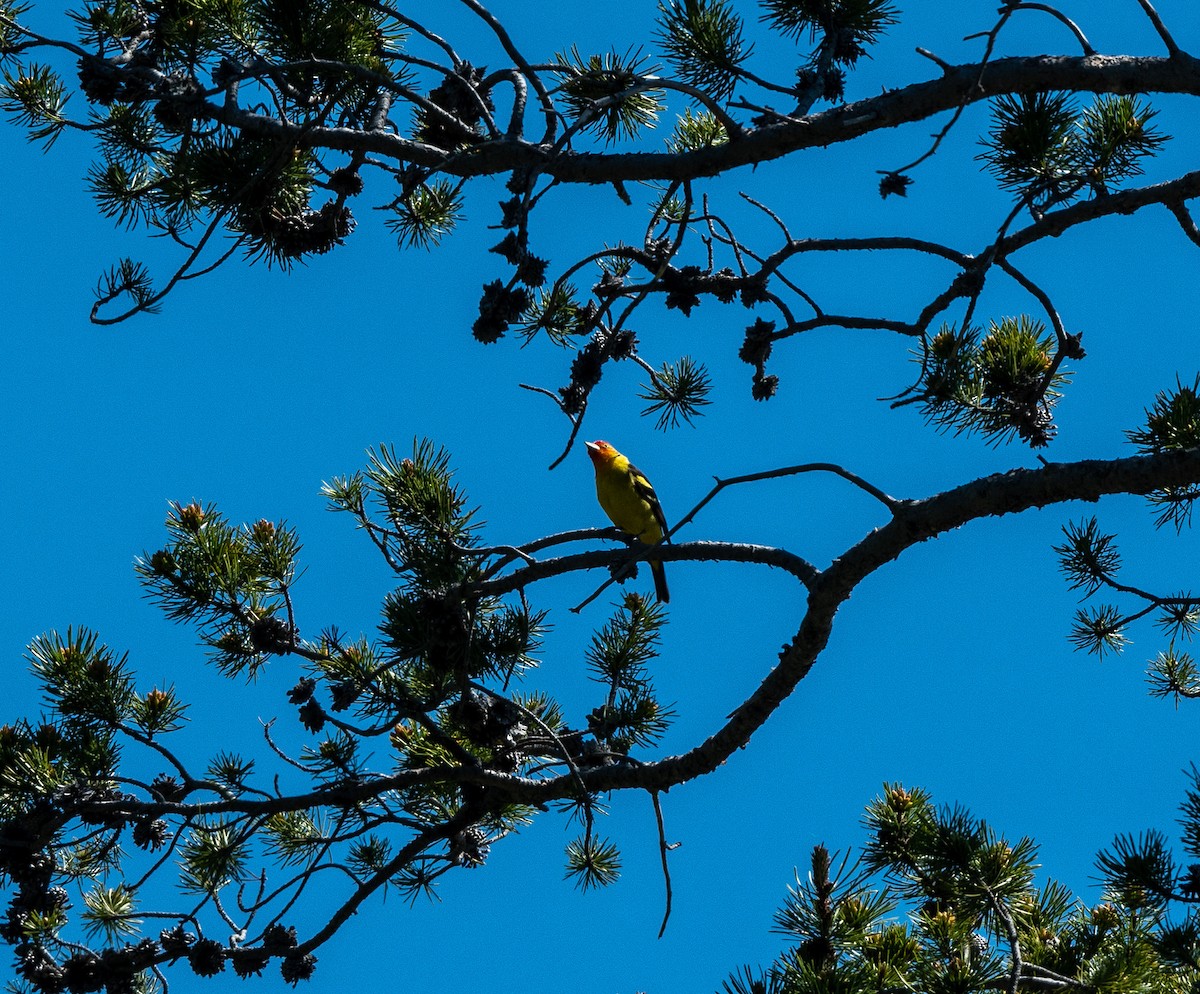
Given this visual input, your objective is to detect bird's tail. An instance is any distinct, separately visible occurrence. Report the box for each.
[649,558,670,604]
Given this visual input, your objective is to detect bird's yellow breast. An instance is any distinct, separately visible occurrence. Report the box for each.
[594,456,662,545]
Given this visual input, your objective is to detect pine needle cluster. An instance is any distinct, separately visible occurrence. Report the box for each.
[0,440,679,990]
[723,781,1200,994]
[916,318,1069,448]
[979,93,1169,212]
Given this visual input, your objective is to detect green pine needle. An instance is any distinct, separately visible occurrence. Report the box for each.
[978,91,1079,202]
[80,885,140,942]
[639,355,713,429]
[1147,646,1200,704]
[564,835,622,890]
[1067,605,1128,657]
[720,964,783,994]
[180,821,251,894]
[667,106,729,153]
[1054,517,1121,596]
[264,809,329,867]
[759,0,899,56]
[347,835,394,879]
[915,318,1066,448]
[207,751,255,791]
[1154,601,1200,640]
[1095,830,1175,910]
[981,93,1167,204]
[1127,376,1200,454]
[553,46,663,143]
[655,0,751,101]
[0,2,33,54]
[586,596,665,687]
[0,62,69,148]
[27,627,138,729]
[386,180,465,250]
[1076,94,1169,187]
[1127,377,1200,531]
[518,283,586,346]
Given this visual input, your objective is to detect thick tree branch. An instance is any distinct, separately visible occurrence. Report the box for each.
[89,446,1200,822]
[191,55,1200,183]
[514,446,1200,799]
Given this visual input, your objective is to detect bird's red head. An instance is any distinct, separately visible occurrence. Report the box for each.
[585,440,618,466]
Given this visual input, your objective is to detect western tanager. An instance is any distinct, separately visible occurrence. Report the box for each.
[585,440,670,603]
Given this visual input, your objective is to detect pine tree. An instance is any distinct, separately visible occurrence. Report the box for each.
[4,3,1200,991]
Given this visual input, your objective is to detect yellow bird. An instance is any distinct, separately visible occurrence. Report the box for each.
[585,440,670,603]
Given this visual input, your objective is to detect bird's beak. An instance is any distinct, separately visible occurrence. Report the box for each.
[584,441,599,455]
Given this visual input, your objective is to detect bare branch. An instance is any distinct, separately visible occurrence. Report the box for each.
[455,0,556,143]
[474,540,819,604]
[995,258,1069,347]
[1007,4,1095,56]
[90,215,235,325]
[651,790,676,939]
[915,47,952,74]
[190,56,1200,184]
[1167,199,1200,248]
[1133,0,1182,57]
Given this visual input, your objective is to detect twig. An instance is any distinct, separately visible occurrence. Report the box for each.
[477,527,608,579]
[890,5,1015,176]
[995,258,1068,346]
[740,193,793,243]
[296,813,479,955]
[1133,0,1182,57]
[733,63,812,100]
[1002,170,1200,255]
[471,536,819,607]
[769,312,919,341]
[1007,4,1095,55]
[567,539,819,612]
[469,681,589,796]
[773,235,972,269]
[456,0,557,142]
[699,202,753,278]
[1167,200,1200,248]
[915,47,952,73]
[570,462,893,610]
[547,414,586,471]
[985,882,1024,994]
[644,75,745,139]
[679,464,903,533]
[651,791,677,939]
[365,3,462,65]
[481,67,528,140]
[518,382,567,410]
[90,213,231,325]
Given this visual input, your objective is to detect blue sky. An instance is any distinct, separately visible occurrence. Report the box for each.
[3,2,1200,992]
